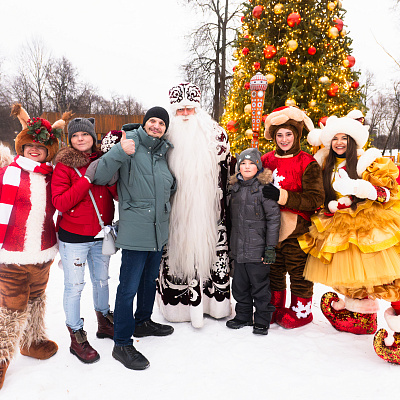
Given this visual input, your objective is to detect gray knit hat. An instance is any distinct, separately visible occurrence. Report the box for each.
[68,117,96,143]
[236,148,262,171]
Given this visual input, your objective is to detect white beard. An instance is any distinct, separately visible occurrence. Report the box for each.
[166,113,221,280]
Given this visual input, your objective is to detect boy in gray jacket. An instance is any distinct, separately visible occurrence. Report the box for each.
[227,148,281,335]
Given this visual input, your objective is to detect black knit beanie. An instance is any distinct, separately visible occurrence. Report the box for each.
[142,106,169,132]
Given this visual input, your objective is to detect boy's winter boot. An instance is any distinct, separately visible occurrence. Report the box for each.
[276,293,313,329]
[374,301,400,364]
[95,310,114,339]
[0,307,27,390]
[67,326,100,364]
[19,296,58,360]
[320,292,378,335]
[270,290,286,324]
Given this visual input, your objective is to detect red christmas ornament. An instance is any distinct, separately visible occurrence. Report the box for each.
[244,82,250,90]
[241,16,245,23]
[318,116,328,126]
[242,47,249,56]
[262,114,268,122]
[279,57,288,65]
[333,18,343,31]
[347,55,355,67]
[227,120,237,132]
[287,12,301,27]
[263,45,277,59]
[252,5,264,19]
[233,66,236,72]
[254,62,261,70]
[244,35,249,39]
[308,46,316,55]
[327,83,339,97]
[351,81,360,89]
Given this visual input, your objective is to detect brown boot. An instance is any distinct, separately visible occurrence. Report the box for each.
[0,307,27,390]
[20,296,58,360]
[0,361,9,390]
[67,326,100,364]
[20,340,58,360]
[95,311,114,339]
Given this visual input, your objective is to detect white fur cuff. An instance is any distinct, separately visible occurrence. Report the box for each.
[384,307,400,332]
[354,179,377,200]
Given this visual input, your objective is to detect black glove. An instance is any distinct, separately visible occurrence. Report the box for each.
[84,159,100,182]
[262,184,280,201]
[263,246,276,264]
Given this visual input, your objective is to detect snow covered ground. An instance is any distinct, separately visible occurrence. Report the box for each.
[1,251,399,400]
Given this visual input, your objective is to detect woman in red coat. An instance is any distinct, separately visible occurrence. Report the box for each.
[52,118,117,364]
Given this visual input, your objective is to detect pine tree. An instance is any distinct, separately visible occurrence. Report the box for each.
[222,0,365,154]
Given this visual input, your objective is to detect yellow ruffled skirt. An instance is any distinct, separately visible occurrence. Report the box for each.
[299,200,400,294]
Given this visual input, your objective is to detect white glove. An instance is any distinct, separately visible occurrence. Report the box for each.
[332,169,377,200]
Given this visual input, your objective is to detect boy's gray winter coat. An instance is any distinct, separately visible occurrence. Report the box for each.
[229,168,281,263]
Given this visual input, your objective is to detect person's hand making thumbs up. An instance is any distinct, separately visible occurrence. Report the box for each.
[120,130,136,155]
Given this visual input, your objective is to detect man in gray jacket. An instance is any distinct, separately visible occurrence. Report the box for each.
[90,107,176,370]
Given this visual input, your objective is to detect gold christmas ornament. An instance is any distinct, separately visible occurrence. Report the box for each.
[319,76,330,84]
[285,98,296,107]
[308,100,317,107]
[244,104,252,114]
[273,3,284,14]
[238,69,246,78]
[328,26,339,39]
[327,2,336,11]
[337,0,342,8]
[245,128,254,138]
[288,39,298,51]
[266,74,276,84]
[340,29,347,37]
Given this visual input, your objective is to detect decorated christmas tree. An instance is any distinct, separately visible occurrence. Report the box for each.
[222,0,366,154]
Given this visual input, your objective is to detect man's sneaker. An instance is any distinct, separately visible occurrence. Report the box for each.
[253,323,269,335]
[112,345,150,370]
[226,318,253,329]
[133,320,174,337]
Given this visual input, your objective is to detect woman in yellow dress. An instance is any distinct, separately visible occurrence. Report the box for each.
[299,115,400,364]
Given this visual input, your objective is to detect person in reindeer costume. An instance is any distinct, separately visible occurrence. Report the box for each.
[0,104,70,389]
[156,82,231,328]
[261,106,324,329]
[299,115,400,364]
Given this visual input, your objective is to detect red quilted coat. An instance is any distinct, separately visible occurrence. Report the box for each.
[52,147,117,237]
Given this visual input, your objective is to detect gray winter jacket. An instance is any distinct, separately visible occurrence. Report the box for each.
[93,125,176,251]
[229,169,281,263]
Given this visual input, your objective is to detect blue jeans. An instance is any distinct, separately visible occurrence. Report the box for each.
[59,240,111,331]
[114,248,163,346]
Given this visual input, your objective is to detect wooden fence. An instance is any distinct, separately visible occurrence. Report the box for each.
[41,112,144,143]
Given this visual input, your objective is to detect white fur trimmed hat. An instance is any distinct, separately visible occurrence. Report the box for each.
[307,115,369,149]
[263,106,314,140]
[169,82,201,112]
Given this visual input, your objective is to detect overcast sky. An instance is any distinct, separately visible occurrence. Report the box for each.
[1,0,399,110]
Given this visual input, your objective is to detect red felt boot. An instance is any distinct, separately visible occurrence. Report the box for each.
[270,290,286,324]
[374,301,400,364]
[320,292,377,335]
[276,293,313,329]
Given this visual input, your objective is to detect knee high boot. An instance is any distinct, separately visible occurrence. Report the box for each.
[270,290,286,324]
[374,301,400,364]
[0,307,27,390]
[20,295,58,360]
[321,292,378,335]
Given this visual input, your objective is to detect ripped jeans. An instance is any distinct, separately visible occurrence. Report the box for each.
[59,240,111,331]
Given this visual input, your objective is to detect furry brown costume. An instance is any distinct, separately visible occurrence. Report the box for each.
[261,106,324,329]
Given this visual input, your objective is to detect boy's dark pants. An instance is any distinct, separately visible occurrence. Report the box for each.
[232,261,275,326]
